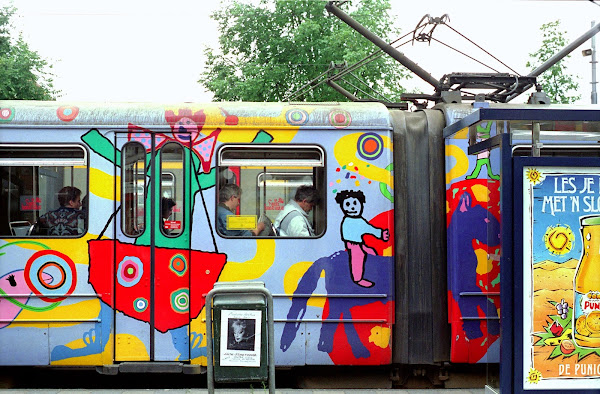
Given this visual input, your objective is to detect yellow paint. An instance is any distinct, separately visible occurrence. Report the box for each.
[13,233,100,266]
[219,239,276,281]
[474,248,494,275]
[14,299,101,327]
[334,133,394,187]
[190,308,208,366]
[283,261,326,308]
[449,127,469,139]
[470,184,490,203]
[382,245,393,257]
[51,334,115,366]
[445,144,469,184]
[115,333,150,361]
[368,325,391,348]
[90,168,119,202]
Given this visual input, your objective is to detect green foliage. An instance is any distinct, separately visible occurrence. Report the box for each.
[200,0,410,102]
[526,20,580,104]
[0,5,59,100]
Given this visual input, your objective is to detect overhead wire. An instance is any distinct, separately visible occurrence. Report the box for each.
[289,11,518,101]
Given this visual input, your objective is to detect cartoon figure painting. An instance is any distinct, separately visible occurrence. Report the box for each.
[335,190,389,288]
[281,190,394,364]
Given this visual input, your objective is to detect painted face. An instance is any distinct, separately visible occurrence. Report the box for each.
[172,117,200,144]
[341,197,362,217]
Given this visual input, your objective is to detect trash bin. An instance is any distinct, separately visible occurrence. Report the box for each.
[212,291,268,383]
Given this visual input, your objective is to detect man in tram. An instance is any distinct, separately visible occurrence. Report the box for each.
[274,185,320,237]
[217,183,265,236]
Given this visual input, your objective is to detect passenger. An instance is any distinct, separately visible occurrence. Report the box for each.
[217,184,265,236]
[32,186,85,236]
[274,185,320,237]
[161,197,176,234]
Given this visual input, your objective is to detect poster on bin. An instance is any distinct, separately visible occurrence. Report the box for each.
[522,166,600,390]
[219,309,262,367]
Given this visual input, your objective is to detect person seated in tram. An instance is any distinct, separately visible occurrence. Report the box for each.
[32,186,85,236]
[217,184,265,236]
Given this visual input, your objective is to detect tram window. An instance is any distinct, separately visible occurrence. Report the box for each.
[217,145,326,238]
[122,142,146,236]
[160,142,184,237]
[0,145,88,237]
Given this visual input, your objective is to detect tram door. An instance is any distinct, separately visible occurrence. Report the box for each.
[116,133,192,362]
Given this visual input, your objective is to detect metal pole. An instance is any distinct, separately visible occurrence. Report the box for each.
[507,22,600,102]
[325,1,441,90]
[592,21,598,104]
[327,80,360,101]
[528,22,600,77]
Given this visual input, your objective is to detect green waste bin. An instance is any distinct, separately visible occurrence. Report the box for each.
[212,292,268,383]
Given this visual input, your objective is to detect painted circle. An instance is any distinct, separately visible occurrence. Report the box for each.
[56,106,79,122]
[0,108,14,122]
[285,109,309,126]
[357,132,384,160]
[169,254,188,276]
[171,288,190,313]
[24,250,77,302]
[117,256,144,287]
[38,262,66,290]
[133,297,148,313]
[329,109,351,128]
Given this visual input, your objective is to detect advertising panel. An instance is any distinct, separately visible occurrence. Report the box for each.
[522,166,600,390]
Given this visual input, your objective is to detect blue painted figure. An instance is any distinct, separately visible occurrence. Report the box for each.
[447,191,500,340]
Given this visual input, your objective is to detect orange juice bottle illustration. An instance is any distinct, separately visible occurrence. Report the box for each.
[573,216,600,348]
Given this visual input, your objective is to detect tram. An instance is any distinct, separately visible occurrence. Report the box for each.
[0,100,598,390]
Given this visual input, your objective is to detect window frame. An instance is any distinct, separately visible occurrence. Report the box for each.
[0,143,89,238]
[159,141,186,238]
[121,141,147,238]
[216,143,326,239]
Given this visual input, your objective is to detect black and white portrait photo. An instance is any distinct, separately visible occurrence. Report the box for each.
[227,318,256,351]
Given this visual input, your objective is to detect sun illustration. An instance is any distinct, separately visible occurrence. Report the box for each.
[544,225,575,255]
[527,368,542,384]
[526,168,544,185]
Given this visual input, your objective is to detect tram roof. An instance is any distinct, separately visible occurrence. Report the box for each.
[0,101,392,130]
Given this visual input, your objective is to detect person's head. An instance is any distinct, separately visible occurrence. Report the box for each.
[161,197,176,220]
[294,185,320,213]
[57,186,82,209]
[335,190,366,217]
[231,319,247,343]
[219,184,242,210]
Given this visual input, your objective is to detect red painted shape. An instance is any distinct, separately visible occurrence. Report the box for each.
[56,106,79,122]
[362,209,394,256]
[88,240,226,332]
[326,300,394,365]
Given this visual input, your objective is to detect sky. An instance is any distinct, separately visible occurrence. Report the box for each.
[5,0,600,104]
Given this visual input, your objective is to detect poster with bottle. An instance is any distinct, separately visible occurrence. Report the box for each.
[522,166,600,390]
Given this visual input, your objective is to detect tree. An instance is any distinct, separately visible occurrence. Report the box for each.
[526,20,580,104]
[0,5,59,100]
[200,0,411,102]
